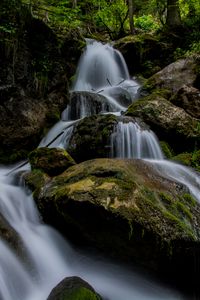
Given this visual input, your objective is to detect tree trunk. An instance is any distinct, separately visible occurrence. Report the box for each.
[127,0,135,34]
[166,0,181,27]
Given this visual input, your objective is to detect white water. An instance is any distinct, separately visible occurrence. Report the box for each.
[73,39,130,92]
[111,121,164,159]
[0,39,197,299]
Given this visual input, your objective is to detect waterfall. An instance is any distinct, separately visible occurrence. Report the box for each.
[73,39,130,92]
[0,39,196,300]
[111,121,164,159]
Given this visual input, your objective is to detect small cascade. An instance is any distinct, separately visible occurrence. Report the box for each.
[73,39,130,92]
[39,120,76,149]
[72,39,139,112]
[111,121,164,159]
[147,159,200,203]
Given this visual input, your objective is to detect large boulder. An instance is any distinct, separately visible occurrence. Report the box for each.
[125,91,200,153]
[47,276,102,300]
[141,56,200,96]
[25,157,200,292]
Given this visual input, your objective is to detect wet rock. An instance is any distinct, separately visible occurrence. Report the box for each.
[47,276,102,300]
[28,147,75,176]
[125,91,200,153]
[0,212,21,252]
[67,114,118,162]
[141,56,200,96]
[25,158,200,291]
[62,91,110,121]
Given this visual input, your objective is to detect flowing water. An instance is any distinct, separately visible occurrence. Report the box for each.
[0,39,198,299]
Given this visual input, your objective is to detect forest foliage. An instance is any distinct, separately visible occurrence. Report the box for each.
[0,0,200,54]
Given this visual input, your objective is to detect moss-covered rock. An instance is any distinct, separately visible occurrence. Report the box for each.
[125,91,200,153]
[47,276,102,300]
[67,114,118,162]
[25,158,200,290]
[28,147,75,176]
[141,56,200,96]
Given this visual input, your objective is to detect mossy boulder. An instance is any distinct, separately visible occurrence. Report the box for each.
[25,158,200,291]
[67,114,118,162]
[28,147,75,176]
[141,56,200,96]
[47,276,102,300]
[125,92,200,153]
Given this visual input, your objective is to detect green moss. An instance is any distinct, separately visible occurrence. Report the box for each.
[163,211,195,240]
[182,193,196,207]
[172,150,200,171]
[125,90,168,117]
[175,202,193,221]
[159,141,174,159]
[172,152,192,166]
[61,287,101,300]
[159,192,173,206]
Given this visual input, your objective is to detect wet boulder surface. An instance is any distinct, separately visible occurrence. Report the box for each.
[25,157,200,293]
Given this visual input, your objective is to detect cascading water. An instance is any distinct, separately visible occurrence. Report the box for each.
[0,39,198,300]
[73,39,130,92]
[111,121,164,159]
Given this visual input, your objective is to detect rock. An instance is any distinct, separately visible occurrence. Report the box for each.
[142,56,200,96]
[62,91,110,121]
[67,114,147,162]
[67,114,118,162]
[0,212,21,252]
[25,158,200,290]
[125,91,200,153]
[28,147,76,176]
[170,85,200,119]
[47,276,102,300]
[0,95,46,152]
